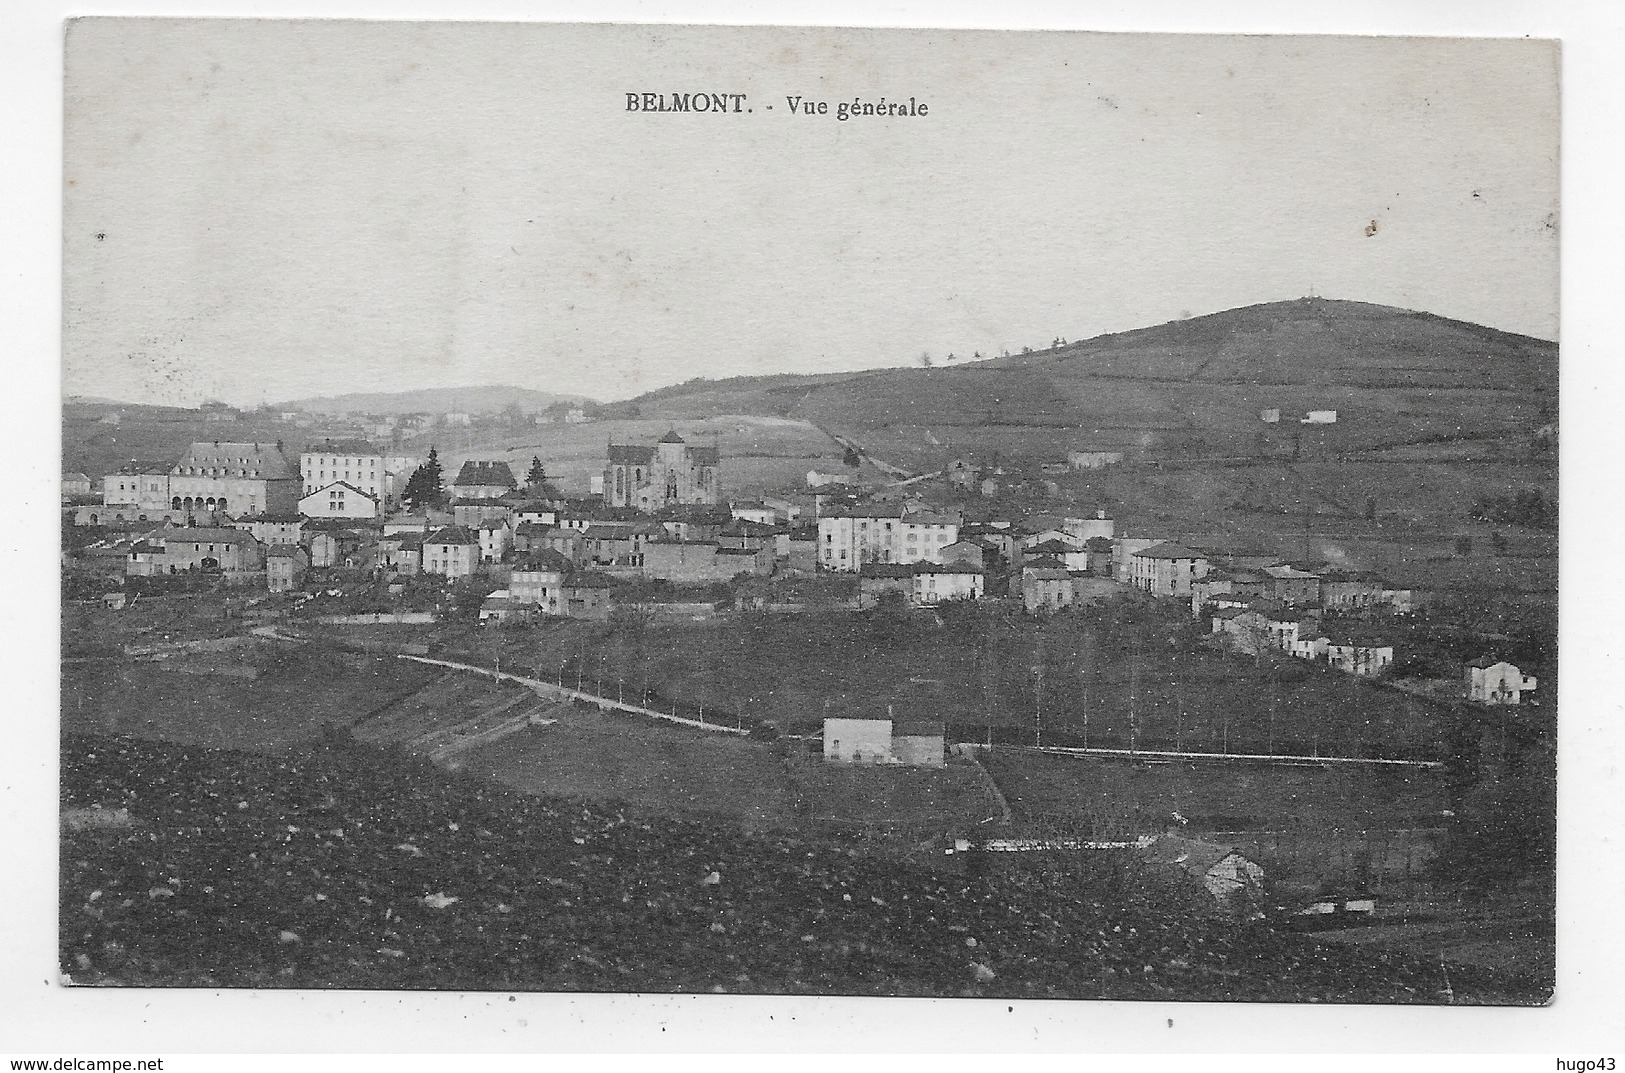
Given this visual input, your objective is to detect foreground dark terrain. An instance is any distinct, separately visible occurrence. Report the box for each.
[60,732,1547,1002]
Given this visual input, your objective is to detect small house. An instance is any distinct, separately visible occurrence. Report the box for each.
[1465,658,1538,705]
[1138,834,1265,906]
[823,717,894,764]
[265,543,310,592]
[892,721,946,767]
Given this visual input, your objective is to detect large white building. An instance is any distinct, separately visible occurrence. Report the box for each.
[300,440,397,507]
[817,504,960,572]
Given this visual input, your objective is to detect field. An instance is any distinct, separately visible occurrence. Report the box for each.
[60,644,443,753]
[58,731,1547,1002]
[983,750,1446,833]
[461,704,1002,846]
[459,605,1453,761]
[982,749,1448,897]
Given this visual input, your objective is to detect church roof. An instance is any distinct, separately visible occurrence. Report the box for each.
[658,430,686,444]
[607,444,656,465]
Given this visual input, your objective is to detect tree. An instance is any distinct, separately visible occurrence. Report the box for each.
[402,447,445,511]
[842,445,861,469]
[525,455,548,491]
[918,351,934,368]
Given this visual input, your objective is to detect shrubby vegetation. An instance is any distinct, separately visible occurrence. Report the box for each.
[1468,489,1556,531]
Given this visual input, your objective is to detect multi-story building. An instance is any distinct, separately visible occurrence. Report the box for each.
[818,505,959,572]
[167,442,300,518]
[422,526,480,579]
[300,440,390,506]
[602,431,720,511]
[265,544,310,592]
[1128,542,1211,597]
[96,460,174,522]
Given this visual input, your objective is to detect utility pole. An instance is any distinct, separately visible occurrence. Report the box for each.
[1079,652,1091,751]
[1269,675,1279,756]
[1129,642,1140,757]
[1173,647,1184,753]
[1033,634,1046,749]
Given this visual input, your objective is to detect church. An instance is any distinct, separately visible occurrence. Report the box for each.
[602,431,720,511]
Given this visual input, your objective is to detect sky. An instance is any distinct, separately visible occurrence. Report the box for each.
[61,21,1560,407]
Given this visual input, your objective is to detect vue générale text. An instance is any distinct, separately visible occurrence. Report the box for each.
[625,94,930,120]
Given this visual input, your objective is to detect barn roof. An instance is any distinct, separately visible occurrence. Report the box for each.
[1139,834,1242,876]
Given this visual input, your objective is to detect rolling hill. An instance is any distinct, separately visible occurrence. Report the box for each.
[600,298,1557,463]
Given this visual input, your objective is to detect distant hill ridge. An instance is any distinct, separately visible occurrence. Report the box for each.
[276,385,595,415]
[596,298,1557,440]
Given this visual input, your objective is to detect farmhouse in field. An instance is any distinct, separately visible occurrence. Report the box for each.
[1137,834,1266,906]
[821,716,946,767]
[1067,450,1125,470]
[1466,657,1538,705]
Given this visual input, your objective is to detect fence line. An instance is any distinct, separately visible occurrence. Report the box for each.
[1018,744,1441,769]
[399,655,751,736]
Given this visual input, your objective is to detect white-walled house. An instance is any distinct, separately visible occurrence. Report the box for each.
[422,526,480,579]
[823,717,894,764]
[1128,542,1210,597]
[911,562,984,604]
[1466,658,1538,705]
[300,440,390,506]
[818,505,959,572]
[298,481,380,520]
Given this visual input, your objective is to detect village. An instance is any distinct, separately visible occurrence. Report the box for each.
[60,403,1555,946]
[63,412,1542,716]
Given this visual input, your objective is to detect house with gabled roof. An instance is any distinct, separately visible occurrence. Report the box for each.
[265,543,310,592]
[448,460,518,500]
[298,481,380,520]
[1128,542,1211,597]
[1466,657,1538,705]
[126,527,264,577]
[422,525,480,578]
[1138,834,1265,906]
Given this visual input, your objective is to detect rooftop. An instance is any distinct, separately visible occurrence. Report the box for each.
[424,525,479,546]
[452,461,518,488]
[1134,542,1206,560]
[302,438,384,456]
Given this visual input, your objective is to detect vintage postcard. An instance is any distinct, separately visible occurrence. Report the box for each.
[59,18,1559,1010]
